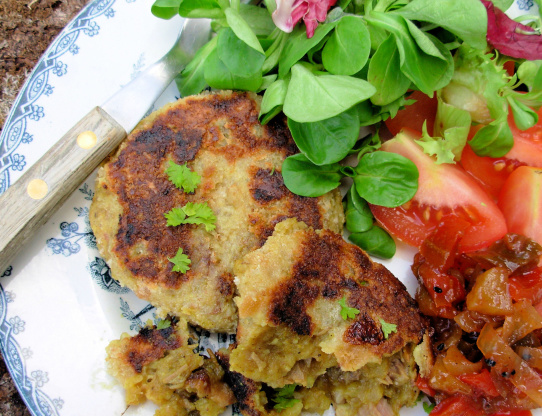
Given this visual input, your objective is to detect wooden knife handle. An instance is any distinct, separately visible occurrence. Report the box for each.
[0,107,126,274]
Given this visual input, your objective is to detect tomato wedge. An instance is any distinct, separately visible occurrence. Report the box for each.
[384,90,438,136]
[370,130,507,252]
[461,109,542,199]
[430,395,482,416]
[498,166,542,248]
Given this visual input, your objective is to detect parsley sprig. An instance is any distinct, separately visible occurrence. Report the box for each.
[379,318,397,339]
[166,161,201,193]
[168,248,191,273]
[156,318,172,330]
[165,202,217,232]
[338,296,360,321]
[273,384,300,411]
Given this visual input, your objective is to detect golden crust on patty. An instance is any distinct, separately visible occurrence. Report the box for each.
[89,91,344,333]
[231,218,428,388]
[106,319,235,416]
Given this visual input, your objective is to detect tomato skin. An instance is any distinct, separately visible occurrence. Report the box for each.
[417,375,437,396]
[491,411,533,416]
[461,108,542,200]
[498,166,542,248]
[370,130,507,252]
[509,268,542,304]
[384,90,437,136]
[430,395,482,416]
[459,369,500,397]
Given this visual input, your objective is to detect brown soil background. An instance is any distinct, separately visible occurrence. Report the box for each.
[0,0,88,413]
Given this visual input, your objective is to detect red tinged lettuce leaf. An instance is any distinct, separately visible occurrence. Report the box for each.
[482,0,542,60]
[272,0,337,38]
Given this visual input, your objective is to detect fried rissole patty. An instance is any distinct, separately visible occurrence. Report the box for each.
[89,91,344,333]
[217,344,421,416]
[106,318,235,416]
[231,218,429,390]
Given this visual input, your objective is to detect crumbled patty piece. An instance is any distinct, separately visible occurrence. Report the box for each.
[218,344,421,416]
[106,319,235,416]
[89,91,344,333]
[231,218,428,389]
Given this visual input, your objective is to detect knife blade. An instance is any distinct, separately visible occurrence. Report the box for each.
[0,17,212,275]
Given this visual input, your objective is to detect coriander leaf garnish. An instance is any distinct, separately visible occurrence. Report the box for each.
[156,318,171,330]
[423,401,435,414]
[165,202,217,232]
[379,318,397,339]
[164,207,187,226]
[168,248,191,273]
[273,384,300,411]
[338,296,360,321]
[165,161,201,193]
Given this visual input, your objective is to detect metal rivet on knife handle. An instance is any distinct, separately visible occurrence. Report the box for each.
[77,131,98,149]
[27,179,48,200]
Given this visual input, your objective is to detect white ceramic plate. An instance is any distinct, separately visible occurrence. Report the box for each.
[0,1,540,415]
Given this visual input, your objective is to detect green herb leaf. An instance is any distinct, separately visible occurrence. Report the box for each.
[238,3,276,36]
[164,207,187,226]
[151,0,182,19]
[469,117,514,157]
[393,0,488,50]
[204,46,262,91]
[287,106,361,165]
[423,401,435,414]
[349,226,396,259]
[176,37,217,97]
[166,161,201,193]
[169,248,191,273]
[322,16,371,76]
[278,22,338,79]
[156,318,171,330]
[379,318,397,339]
[165,202,217,232]
[366,12,452,96]
[281,153,342,197]
[177,0,225,18]
[259,79,289,124]
[345,185,374,233]
[217,27,265,77]
[353,152,418,207]
[283,63,376,123]
[368,34,411,106]
[338,296,360,320]
[224,8,265,54]
[507,96,538,131]
[273,384,300,411]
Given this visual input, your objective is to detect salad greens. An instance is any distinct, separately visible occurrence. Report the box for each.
[152,0,542,258]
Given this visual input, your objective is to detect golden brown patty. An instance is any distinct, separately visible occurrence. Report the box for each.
[218,344,421,416]
[89,91,344,333]
[106,319,235,416]
[231,218,428,389]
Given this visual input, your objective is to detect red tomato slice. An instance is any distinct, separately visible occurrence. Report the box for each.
[430,395,482,416]
[491,411,533,416]
[461,108,542,199]
[370,130,508,252]
[459,369,500,397]
[498,166,542,248]
[509,268,542,304]
[384,90,438,136]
